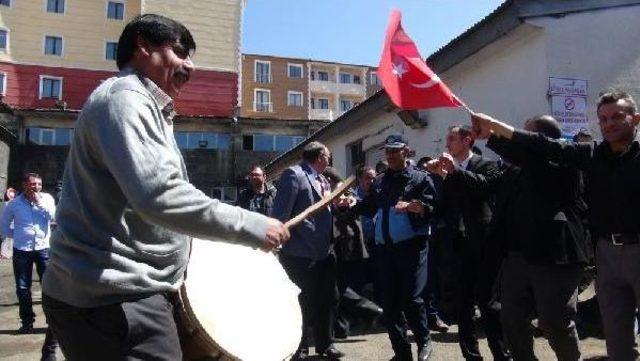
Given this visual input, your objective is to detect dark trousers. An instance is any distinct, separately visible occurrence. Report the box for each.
[423,234,442,318]
[500,253,582,361]
[335,258,379,336]
[453,238,509,360]
[42,293,182,361]
[13,248,49,325]
[373,238,430,360]
[13,248,58,357]
[280,253,338,352]
[595,241,640,360]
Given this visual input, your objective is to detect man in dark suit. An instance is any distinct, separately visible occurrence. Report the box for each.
[428,125,510,360]
[485,115,590,360]
[272,141,344,360]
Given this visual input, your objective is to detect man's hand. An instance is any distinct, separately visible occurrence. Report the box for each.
[394,200,425,215]
[335,195,355,209]
[470,112,495,139]
[25,192,41,206]
[261,218,290,252]
[426,159,447,178]
[439,153,455,173]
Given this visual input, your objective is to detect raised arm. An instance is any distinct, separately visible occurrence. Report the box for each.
[471,112,593,169]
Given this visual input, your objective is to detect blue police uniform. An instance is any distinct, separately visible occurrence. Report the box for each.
[356,164,436,360]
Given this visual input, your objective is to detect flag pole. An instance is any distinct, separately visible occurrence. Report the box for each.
[459,100,474,115]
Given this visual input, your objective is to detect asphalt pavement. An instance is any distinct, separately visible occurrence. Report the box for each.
[0,259,610,360]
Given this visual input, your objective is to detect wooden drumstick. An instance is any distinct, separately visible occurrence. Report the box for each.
[284,175,356,229]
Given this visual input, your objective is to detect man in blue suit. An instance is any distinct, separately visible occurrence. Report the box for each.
[272,141,344,360]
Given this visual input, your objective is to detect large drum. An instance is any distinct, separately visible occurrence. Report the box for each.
[178,239,302,361]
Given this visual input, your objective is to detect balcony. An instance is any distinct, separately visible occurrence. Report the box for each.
[253,102,273,112]
[310,108,334,121]
[309,80,366,96]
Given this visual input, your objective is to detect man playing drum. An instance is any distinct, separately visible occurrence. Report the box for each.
[41,14,289,360]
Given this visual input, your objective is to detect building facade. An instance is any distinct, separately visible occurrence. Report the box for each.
[0,0,243,116]
[0,0,329,200]
[240,54,381,121]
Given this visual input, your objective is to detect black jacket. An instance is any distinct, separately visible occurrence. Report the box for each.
[487,135,592,265]
[437,154,501,253]
[237,184,277,216]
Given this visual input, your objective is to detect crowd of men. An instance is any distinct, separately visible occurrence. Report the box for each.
[1,12,639,361]
[237,90,640,361]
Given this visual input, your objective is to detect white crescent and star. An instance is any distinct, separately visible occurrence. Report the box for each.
[391,60,441,90]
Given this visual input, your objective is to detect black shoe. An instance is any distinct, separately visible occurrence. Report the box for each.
[18,323,34,334]
[334,328,348,339]
[427,315,449,333]
[292,347,309,360]
[418,342,434,361]
[320,345,345,359]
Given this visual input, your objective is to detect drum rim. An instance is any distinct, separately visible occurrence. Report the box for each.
[179,284,239,361]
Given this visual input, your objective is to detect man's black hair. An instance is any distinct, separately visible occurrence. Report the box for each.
[22,172,41,183]
[448,124,475,147]
[526,115,562,139]
[117,14,196,70]
[302,141,327,162]
[597,90,637,115]
[356,165,374,179]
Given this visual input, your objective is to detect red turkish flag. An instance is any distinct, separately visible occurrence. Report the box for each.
[378,10,463,110]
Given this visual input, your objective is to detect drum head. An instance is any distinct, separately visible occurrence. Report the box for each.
[183,239,302,361]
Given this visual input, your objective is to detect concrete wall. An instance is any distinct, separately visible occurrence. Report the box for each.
[531,5,640,138]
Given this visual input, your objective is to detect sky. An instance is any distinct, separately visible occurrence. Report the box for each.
[242,0,506,66]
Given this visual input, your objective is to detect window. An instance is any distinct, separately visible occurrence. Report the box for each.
[370,72,380,86]
[44,36,63,56]
[275,135,304,152]
[340,99,353,112]
[353,75,361,84]
[0,29,7,51]
[255,61,270,83]
[105,41,118,60]
[288,64,303,78]
[40,76,62,99]
[0,0,10,7]
[27,128,73,146]
[339,73,352,84]
[47,0,65,13]
[287,91,303,107]
[317,71,329,81]
[311,98,329,110]
[254,89,271,112]
[173,132,230,150]
[107,1,124,20]
[0,72,6,95]
[210,187,237,203]
[244,134,305,152]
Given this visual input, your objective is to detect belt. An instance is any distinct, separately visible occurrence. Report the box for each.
[599,233,640,246]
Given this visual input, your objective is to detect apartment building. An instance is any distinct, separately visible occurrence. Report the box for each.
[0,0,321,200]
[240,54,382,121]
[0,0,243,116]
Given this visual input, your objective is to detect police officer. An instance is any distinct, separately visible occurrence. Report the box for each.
[350,134,436,361]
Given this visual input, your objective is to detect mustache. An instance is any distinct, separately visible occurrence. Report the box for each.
[175,69,190,82]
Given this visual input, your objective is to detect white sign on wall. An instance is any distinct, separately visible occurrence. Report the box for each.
[549,77,588,136]
[549,77,588,97]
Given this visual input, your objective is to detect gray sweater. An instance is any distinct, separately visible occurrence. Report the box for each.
[42,72,269,307]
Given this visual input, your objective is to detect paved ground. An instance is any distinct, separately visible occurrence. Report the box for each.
[0,259,610,360]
